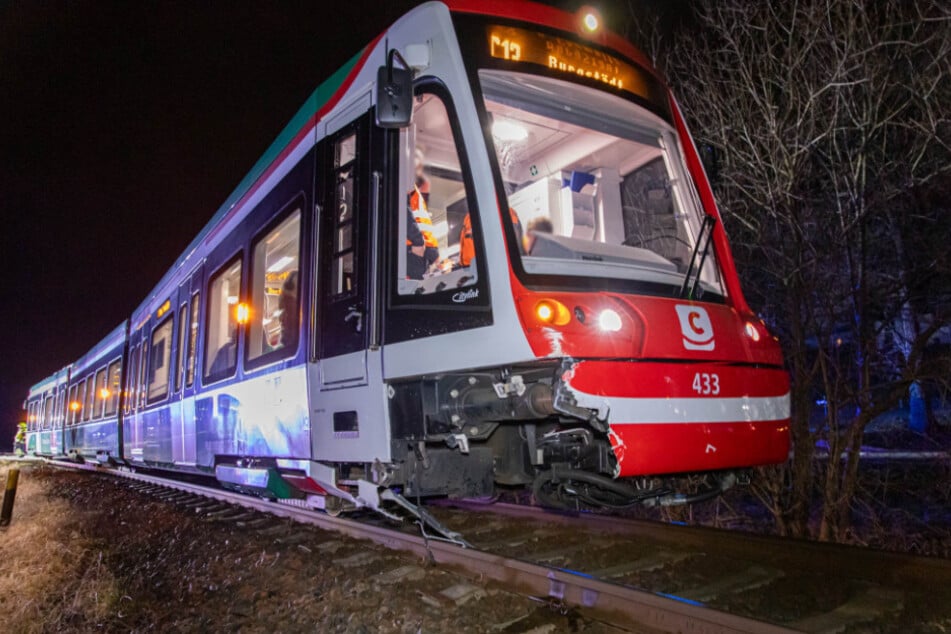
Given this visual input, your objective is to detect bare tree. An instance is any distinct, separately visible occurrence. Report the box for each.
[640,0,951,540]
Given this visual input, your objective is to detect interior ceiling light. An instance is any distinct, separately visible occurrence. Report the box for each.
[492,119,529,142]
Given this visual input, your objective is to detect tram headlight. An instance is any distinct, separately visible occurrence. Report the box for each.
[598,309,622,332]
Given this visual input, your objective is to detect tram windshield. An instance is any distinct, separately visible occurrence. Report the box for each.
[480,70,724,298]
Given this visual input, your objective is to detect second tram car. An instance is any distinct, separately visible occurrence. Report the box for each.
[24,1,789,529]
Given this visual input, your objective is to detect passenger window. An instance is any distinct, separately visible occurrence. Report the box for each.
[67,385,78,425]
[83,374,95,421]
[93,369,107,419]
[148,318,173,403]
[398,91,480,296]
[332,134,357,297]
[205,259,243,381]
[44,396,53,429]
[74,380,85,424]
[105,360,121,416]
[175,306,187,392]
[248,209,301,362]
[186,294,199,387]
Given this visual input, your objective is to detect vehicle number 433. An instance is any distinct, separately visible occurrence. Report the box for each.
[692,372,720,395]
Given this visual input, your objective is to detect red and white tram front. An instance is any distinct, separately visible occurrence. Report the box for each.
[447,9,790,495]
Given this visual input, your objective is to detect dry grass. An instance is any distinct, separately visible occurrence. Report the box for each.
[0,463,119,633]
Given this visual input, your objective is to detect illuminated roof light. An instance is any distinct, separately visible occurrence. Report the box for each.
[583,12,599,32]
[578,6,602,35]
[598,309,622,332]
[492,119,529,142]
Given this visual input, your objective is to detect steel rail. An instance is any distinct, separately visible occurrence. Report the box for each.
[435,500,951,590]
[42,460,796,634]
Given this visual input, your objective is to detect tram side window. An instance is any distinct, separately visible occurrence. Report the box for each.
[148,318,173,403]
[249,210,301,362]
[205,259,243,381]
[186,294,199,387]
[44,396,53,430]
[93,368,107,419]
[83,374,95,421]
[105,360,121,416]
[398,91,481,296]
[67,385,78,425]
[75,380,86,424]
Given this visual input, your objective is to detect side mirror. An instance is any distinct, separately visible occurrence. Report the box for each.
[376,49,413,129]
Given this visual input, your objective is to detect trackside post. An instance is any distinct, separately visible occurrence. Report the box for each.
[0,468,20,529]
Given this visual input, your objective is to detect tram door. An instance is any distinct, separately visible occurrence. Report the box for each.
[312,109,390,463]
[172,264,202,465]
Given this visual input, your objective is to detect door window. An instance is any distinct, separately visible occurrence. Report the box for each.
[186,294,199,387]
[175,305,187,392]
[397,91,481,297]
[332,135,357,297]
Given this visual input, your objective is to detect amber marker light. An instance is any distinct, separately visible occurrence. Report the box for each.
[99,388,111,399]
[69,401,80,412]
[535,299,572,326]
[236,302,251,325]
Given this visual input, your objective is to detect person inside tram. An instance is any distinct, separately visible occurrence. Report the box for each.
[459,208,525,268]
[209,320,237,377]
[406,148,440,279]
[278,271,299,350]
[523,216,554,254]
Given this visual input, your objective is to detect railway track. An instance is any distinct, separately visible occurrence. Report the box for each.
[429,500,951,632]
[34,459,794,633]
[30,458,951,632]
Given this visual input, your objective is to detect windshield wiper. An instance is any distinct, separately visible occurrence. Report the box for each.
[679,215,717,300]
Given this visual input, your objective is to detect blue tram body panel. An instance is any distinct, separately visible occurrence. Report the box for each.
[65,322,127,460]
[125,366,309,468]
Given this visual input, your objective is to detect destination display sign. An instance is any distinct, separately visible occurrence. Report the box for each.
[487,25,651,100]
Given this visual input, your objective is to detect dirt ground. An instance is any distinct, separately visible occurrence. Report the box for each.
[0,463,618,634]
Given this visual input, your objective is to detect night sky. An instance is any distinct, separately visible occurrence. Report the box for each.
[0,0,648,448]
